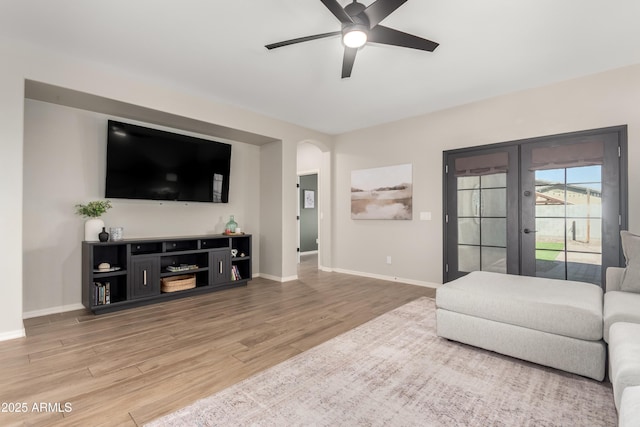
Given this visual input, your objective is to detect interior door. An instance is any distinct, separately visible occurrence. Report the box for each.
[444,146,520,281]
[520,133,622,286]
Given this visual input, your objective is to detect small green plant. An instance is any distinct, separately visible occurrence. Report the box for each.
[75,200,112,218]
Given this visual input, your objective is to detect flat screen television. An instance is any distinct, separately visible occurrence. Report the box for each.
[105,120,231,203]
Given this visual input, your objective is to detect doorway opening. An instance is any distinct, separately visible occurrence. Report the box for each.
[297,141,326,272]
[298,172,319,257]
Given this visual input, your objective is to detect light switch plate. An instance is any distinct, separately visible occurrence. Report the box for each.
[420,211,432,221]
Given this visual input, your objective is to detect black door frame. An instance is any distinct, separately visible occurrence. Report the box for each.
[443,125,628,286]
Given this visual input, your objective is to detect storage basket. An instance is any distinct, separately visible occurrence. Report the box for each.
[161,274,196,292]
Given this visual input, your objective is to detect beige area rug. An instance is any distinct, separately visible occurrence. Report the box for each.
[146,297,616,426]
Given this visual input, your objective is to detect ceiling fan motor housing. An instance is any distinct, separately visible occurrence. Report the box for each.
[344,1,370,27]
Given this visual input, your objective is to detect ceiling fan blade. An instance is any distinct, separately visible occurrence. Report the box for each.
[265,31,341,50]
[368,25,439,51]
[342,47,358,78]
[363,0,408,28]
[320,0,353,24]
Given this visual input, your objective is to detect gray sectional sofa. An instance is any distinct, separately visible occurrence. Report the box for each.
[436,229,640,426]
[605,266,640,427]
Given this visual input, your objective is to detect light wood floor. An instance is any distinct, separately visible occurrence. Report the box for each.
[0,255,435,426]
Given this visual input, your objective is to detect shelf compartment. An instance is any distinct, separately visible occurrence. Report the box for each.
[194,270,210,288]
[131,242,162,255]
[92,275,126,306]
[231,259,251,281]
[164,240,198,252]
[160,252,209,273]
[200,238,230,249]
[93,244,127,271]
[231,236,251,258]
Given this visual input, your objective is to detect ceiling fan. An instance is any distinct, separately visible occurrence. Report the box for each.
[265,0,439,78]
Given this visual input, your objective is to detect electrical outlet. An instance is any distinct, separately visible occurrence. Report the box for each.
[386,256,392,265]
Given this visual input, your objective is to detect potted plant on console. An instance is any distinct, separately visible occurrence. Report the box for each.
[75,200,112,242]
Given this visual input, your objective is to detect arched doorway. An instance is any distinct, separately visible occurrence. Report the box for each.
[297,140,331,271]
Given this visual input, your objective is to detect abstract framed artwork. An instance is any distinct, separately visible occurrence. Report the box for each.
[351,164,413,220]
[304,190,315,209]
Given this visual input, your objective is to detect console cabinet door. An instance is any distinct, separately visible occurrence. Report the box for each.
[130,256,160,299]
[210,249,231,286]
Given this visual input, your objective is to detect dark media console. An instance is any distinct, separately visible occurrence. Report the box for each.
[82,234,251,314]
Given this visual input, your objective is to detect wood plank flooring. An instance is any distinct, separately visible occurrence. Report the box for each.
[0,255,435,426]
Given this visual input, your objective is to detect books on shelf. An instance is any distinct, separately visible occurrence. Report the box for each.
[94,281,111,306]
[231,265,242,281]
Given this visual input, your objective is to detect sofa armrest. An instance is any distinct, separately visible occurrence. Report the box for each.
[606,267,625,292]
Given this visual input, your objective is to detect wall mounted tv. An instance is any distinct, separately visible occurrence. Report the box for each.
[105,120,231,203]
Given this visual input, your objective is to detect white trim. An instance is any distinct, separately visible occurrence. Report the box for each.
[298,169,320,177]
[0,328,26,342]
[257,273,299,283]
[319,265,333,272]
[332,268,440,288]
[23,303,86,319]
[300,250,318,255]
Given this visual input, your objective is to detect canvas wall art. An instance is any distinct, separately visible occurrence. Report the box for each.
[351,164,413,220]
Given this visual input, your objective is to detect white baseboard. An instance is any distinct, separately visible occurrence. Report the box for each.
[332,268,440,289]
[257,273,299,283]
[23,303,85,319]
[0,328,26,342]
[319,265,333,272]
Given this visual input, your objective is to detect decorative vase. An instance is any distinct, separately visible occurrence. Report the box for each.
[225,215,238,234]
[84,218,104,242]
[109,227,124,241]
[98,227,110,242]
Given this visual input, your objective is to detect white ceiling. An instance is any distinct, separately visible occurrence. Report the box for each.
[2,0,640,135]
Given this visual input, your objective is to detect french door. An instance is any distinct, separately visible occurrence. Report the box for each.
[444,126,627,287]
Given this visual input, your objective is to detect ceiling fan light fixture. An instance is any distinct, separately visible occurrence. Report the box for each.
[342,24,368,48]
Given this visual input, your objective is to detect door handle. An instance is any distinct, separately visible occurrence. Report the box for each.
[143,269,147,285]
[523,228,537,234]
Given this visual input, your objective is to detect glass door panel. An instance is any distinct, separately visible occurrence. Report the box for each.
[482,247,507,273]
[458,245,480,272]
[521,132,622,287]
[456,173,507,274]
[481,218,506,247]
[445,146,519,280]
[533,167,603,285]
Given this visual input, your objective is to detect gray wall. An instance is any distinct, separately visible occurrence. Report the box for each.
[332,63,640,286]
[300,174,318,253]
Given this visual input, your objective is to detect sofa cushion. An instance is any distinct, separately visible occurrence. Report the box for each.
[436,271,603,341]
[603,291,640,342]
[609,322,640,410]
[619,385,640,427]
[621,230,640,293]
